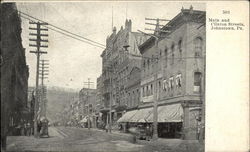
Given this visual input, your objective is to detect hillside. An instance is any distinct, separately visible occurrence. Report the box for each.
[46,86,79,122]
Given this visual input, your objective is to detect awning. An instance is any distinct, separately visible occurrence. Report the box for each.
[147,104,183,123]
[117,110,138,123]
[129,108,153,123]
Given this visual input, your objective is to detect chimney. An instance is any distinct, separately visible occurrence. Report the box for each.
[113,26,117,34]
[128,19,132,32]
[125,19,129,29]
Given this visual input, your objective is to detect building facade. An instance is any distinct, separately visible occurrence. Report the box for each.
[1,3,29,149]
[118,7,205,140]
[99,19,148,127]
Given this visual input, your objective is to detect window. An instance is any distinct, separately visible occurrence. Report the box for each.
[163,79,167,91]
[165,47,168,66]
[194,37,203,57]
[176,74,182,88]
[171,44,175,65]
[146,85,149,96]
[158,81,161,92]
[178,39,182,60]
[150,84,153,95]
[169,77,174,90]
[142,87,144,97]
[194,72,202,92]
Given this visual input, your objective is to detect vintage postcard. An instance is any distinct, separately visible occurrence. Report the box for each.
[1,1,249,152]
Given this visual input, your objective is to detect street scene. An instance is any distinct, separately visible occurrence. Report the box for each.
[1,2,206,152]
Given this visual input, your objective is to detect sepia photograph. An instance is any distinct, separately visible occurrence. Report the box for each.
[2,1,247,152]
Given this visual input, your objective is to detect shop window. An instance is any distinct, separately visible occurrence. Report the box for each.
[194,37,203,57]
[194,72,202,92]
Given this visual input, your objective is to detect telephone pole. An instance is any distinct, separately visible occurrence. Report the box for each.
[84,78,94,130]
[139,18,170,140]
[39,60,49,118]
[29,21,48,138]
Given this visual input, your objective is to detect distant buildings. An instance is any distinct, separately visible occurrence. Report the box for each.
[98,6,205,140]
[1,3,29,149]
[79,88,97,128]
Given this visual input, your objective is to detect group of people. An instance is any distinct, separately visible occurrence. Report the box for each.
[14,121,32,136]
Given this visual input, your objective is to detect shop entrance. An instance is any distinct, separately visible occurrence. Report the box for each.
[158,122,183,138]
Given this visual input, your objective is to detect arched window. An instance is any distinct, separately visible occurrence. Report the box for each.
[194,37,203,57]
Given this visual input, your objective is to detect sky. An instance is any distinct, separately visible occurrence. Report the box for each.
[16,1,205,91]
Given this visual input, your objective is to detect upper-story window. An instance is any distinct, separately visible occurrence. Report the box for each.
[143,60,146,70]
[147,59,150,69]
[146,85,149,96]
[176,74,182,88]
[178,39,182,60]
[194,72,202,93]
[169,77,174,90]
[194,37,203,57]
[171,44,175,65]
[163,79,168,91]
[150,84,153,95]
[164,47,168,66]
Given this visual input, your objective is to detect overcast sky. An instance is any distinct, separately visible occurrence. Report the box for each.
[16,2,205,91]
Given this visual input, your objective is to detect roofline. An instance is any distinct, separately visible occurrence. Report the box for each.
[139,9,206,54]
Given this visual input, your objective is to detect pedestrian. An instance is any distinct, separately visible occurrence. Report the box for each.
[37,121,41,137]
[24,123,27,136]
[145,124,150,141]
[105,124,108,133]
[26,122,31,136]
[197,121,201,140]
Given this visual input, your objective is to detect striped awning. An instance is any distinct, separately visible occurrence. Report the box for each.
[129,107,153,123]
[147,104,183,123]
[117,110,138,123]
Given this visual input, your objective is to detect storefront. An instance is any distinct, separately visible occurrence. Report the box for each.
[117,103,185,139]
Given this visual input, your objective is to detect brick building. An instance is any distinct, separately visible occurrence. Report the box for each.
[99,19,148,127]
[1,3,29,149]
[118,7,205,140]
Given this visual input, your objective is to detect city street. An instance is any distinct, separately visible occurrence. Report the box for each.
[7,127,203,152]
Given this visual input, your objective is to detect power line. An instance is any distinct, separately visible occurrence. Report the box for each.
[18,10,106,48]
[20,15,106,49]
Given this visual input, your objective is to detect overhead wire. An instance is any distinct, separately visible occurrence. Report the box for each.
[19,14,106,49]
[18,10,106,49]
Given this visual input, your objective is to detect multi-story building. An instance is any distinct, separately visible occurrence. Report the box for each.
[1,3,29,149]
[125,66,141,109]
[118,6,205,140]
[79,88,97,127]
[99,19,149,127]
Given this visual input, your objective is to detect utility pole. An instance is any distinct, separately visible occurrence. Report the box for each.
[138,18,170,140]
[84,78,94,130]
[39,60,49,118]
[29,21,48,138]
